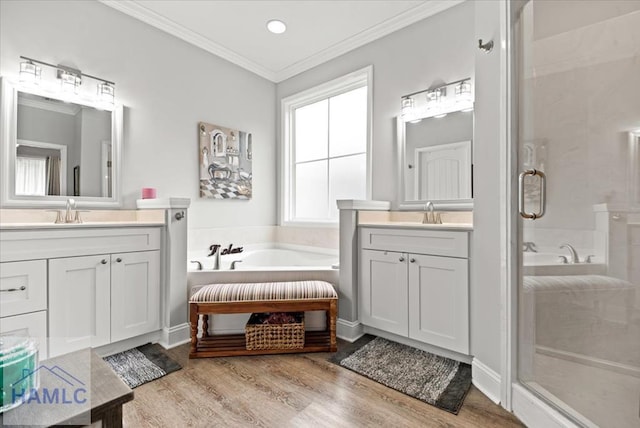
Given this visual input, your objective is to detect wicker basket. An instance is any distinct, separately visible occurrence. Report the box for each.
[245,312,305,350]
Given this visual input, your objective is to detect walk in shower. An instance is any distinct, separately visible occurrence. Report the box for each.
[514,1,640,427]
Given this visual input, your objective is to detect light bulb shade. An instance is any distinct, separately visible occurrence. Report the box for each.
[59,70,81,94]
[19,61,42,84]
[401,97,414,117]
[97,82,115,104]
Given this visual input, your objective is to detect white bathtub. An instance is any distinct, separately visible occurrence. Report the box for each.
[523,252,605,276]
[187,246,340,334]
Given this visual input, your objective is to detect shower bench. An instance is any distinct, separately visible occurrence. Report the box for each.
[188,280,338,358]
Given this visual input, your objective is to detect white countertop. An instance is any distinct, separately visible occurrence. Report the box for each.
[0,221,164,230]
[358,221,473,231]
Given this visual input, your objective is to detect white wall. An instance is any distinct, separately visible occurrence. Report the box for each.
[276,1,475,206]
[0,0,276,228]
[472,0,504,375]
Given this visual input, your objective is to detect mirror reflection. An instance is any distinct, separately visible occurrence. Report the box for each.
[16,92,112,198]
[403,110,473,202]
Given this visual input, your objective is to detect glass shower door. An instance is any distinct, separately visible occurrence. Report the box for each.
[516,1,640,427]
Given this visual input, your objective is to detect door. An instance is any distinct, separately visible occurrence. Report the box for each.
[416,140,471,200]
[111,250,160,342]
[359,249,408,336]
[408,254,468,354]
[515,2,640,427]
[49,255,111,356]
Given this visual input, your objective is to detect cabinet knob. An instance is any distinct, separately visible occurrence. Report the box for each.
[410,258,416,263]
[101,259,108,264]
[399,257,405,262]
[116,257,122,263]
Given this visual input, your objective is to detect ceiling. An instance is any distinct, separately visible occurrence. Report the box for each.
[100,0,463,82]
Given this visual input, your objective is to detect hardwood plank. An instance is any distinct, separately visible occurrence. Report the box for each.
[124,342,524,427]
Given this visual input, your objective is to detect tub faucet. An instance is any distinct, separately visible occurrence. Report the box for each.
[559,243,580,264]
[230,260,243,270]
[189,260,203,271]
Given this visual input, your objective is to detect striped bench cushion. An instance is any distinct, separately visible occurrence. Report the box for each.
[190,280,337,303]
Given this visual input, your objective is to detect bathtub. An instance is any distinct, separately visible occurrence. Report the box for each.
[187,246,340,334]
[523,251,605,276]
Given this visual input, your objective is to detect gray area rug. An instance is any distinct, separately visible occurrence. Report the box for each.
[330,335,471,414]
[103,343,182,389]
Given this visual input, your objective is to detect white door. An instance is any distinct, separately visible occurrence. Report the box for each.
[359,249,409,336]
[49,255,111,356]
[111,250,160,342]
[416,140,471,200]
[408,254,469,354]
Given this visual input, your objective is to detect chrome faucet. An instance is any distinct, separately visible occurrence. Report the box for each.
[559,243,580,264]
[189,260,203,271]
[230,260,243,270]
[422,201,442,224]
[523,242,538,253]
[65,198,77,223]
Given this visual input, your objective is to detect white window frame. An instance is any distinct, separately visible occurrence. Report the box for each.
[280,66,373,227]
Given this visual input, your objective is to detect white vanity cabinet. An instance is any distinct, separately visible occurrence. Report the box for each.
[0,226,162,357]
[49,250,160,356]
[359,226,470,355]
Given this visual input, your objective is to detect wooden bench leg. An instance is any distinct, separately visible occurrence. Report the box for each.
[329,299,337,352]
[190,303,198,356]
[202,314,209,338]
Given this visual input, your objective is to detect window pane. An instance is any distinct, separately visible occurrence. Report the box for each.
[329,86,367,157]
[328,154,367,220]
[295,160,328,219]
[295,100,328,163]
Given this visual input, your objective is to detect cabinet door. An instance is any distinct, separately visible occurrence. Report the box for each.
[111,250,160,342]
[359,249,408,336]
[49,255,111,357]
[408,254,469,354]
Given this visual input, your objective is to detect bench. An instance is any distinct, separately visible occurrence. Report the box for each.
[189,280,338,358]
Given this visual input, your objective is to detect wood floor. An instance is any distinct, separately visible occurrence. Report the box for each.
[123,343,524,427]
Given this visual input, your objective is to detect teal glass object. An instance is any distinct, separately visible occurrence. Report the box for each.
[0,336,39,413]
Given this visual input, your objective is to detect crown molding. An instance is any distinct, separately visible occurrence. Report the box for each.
[98,0,278,81]
[100,0,464,83]
[272,0,465,82]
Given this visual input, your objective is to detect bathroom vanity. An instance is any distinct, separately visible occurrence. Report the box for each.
[0,217,165,358]
[358,224,471,356]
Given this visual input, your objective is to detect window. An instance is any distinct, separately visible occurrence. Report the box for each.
[281,67,371,225]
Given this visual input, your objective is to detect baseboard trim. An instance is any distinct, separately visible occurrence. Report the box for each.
[337,318,364,342]
[95,330,162,357]
[472,358,502,404]
[512,383,581,428]
[158,323,191,349]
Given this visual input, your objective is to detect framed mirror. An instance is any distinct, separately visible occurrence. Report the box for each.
[1,78,123,208]
[397,110,474,210]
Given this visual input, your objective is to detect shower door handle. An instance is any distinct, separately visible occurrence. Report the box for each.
[518,169,546,220]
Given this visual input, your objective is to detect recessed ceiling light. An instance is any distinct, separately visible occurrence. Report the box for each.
[267,19,286,34]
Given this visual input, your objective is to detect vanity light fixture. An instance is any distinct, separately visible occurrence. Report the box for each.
[19,60,42,85]
[400,78,473,122]
[267,19,287,34]
[17,56,116,107]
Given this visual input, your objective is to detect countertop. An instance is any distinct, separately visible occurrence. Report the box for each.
[358,221,473,231]
[0,221,164,230]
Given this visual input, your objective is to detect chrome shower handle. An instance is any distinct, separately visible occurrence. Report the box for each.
[518,169,546,220]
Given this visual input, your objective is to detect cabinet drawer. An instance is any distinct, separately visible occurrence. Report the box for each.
[0,260,47,317]
[0,310,48,359]
[360,227,468,258]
